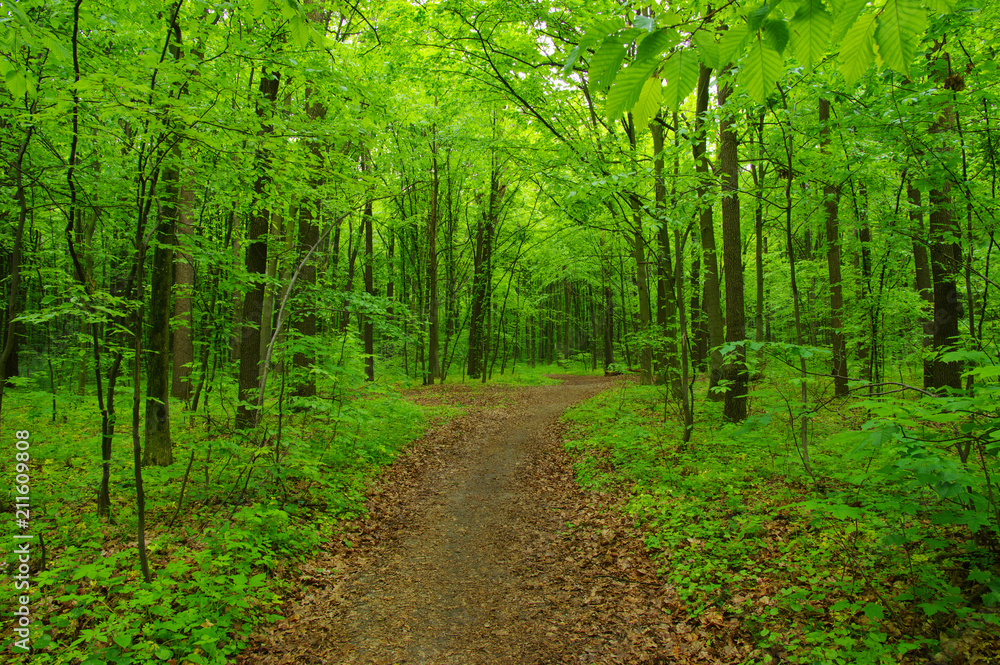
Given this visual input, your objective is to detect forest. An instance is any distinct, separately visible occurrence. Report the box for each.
[1,0,999,662]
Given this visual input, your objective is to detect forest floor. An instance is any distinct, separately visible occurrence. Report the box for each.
[237,374,752,664]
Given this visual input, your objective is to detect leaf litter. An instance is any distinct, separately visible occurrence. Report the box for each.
[238,375,753,664]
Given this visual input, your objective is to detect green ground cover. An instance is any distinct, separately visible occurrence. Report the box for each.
[561,370,1000,664]
[0,365,451,664]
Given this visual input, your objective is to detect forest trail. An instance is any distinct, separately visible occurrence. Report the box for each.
[240,375,739,664]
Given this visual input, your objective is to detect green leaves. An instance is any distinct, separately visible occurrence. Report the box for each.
[718,25,751,68]
[606,30,673,120]
[830,0,869,44]
[605,57,657,120]
[661,49,700,112]
[564,18,627,73]
[762,19,790,55]
[840,11,878,86]
[874,0,927,78]
[740,40,784,104]
[789,0,833,70]
[588,35,630,93]
[580,0,947,118]
[631,77,663,129]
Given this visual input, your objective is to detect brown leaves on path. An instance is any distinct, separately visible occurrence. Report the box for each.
[238,375,752,664]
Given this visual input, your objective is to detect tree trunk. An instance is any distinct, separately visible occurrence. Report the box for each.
[467,163,500,379]
[819,98,848,397]
[426,128,440,384]
[170,174,195,403]
[0,129,31,417]
[236,67,280,429]
[144,155,176,466]
[930,184,963,390]
[652,117,679,394]
[363,190,375,382]
[467,218,487,379]
[626,113,652,385]
[718,79,747,422]
[562,279,571,361]
[929,50,964,392]
[751,110,767,367]
[855,182,874,382]
[291,85,325,399]
[694,63,724,396]
[909,183,934,388]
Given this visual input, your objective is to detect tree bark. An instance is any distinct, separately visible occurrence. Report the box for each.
[909,183,934,388]
[145,158,176,466]
[929,49,965,391]
[625,113,652,384]
[693,64,724,396]
[652,117,679,394]
[236,67,281,428]
[170,174,195,403]
[819,98,848,397]
[426,127,440,384]
[363,152,375,383]
[0,128,31,417]
[718,79,747,422]
[467,159,501,379]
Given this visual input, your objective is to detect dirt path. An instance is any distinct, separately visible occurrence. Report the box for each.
[241,376,742,664]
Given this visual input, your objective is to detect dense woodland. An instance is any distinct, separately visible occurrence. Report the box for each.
[1,0,999,662]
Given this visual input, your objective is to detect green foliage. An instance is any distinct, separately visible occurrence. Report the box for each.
[560,369,1000,662]
[0,363,435,662]
[575,0,958,121]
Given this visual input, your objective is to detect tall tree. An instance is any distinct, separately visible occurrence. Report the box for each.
[426,125,441,384]
[819,98,848,397]
[144,15,185,466]
[909,182,934,388]
[693,64,724,396]
[928,47,965,392]
[651,116,679,394]
[236,67,281,429]
[718,77,747,422]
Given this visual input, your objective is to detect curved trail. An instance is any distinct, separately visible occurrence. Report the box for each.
[241,376,736,664]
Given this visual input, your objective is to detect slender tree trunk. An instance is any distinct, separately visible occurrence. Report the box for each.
[855,182,874,382]
[778,90,813,476]
[694,64,724,396]
[170,174,195,403]
[909,183,934,388]
[930,183,963,390]
[426,128,440,384]
[291,85,325,398]
[259,216,279,374]
[751,110,767,370]
[690,254,706,367]
[467,218,487,379]
[675,225,694,444]
[468,162,501,379]
[363,191,375,382]
[236,67,280,429]
[652,117,679,394]
[626,113,653,384]
[819,98,848,397]
[562,279,571,360]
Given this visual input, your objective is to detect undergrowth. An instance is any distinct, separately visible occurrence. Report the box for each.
[561,371,1000,665]
[0,363,451,664]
